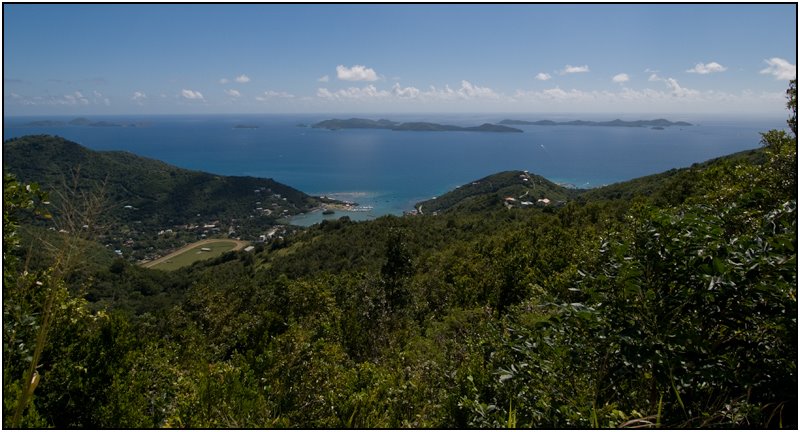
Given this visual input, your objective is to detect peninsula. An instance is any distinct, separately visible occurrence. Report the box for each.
[499,118,692,127]
[312,118,523,133]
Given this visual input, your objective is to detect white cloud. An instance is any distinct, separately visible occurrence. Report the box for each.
[20,91,91,106]
[131,91,147,103]
[612,73,630,84]
[513,87,603,104]
[93,90,110,106]
[664,78,698,98]
[224,89,241,98]
[317,84,390,99]
[760,57,797,80]
[422,85,458,100]
[219,78,229,84]
[256,90,295,101]
[392,83,421,99]
[535,72,552,81]
[457,80,499,99]
[62,91,89,105]
[318,75,330,83]
[686,61,727,74]
[336,64,379,81]
[6,90,116,108]
[561,64,590,74]
[316,80,499,103]
[317,80,502,102]
[513,77,708,105]
[181,89,204,100]
[235,74,251,83]
[511,84,762,115]
[648,73,661,82]
[543,87,592,101]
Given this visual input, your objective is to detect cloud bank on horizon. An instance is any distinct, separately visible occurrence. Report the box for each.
[3,4,796,116]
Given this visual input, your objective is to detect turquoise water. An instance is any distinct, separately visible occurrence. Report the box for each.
[3,114,787,225]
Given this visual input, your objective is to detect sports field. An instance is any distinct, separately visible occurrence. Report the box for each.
[144,239,248,271]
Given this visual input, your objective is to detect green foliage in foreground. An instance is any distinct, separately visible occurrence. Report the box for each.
[3,81,796,429]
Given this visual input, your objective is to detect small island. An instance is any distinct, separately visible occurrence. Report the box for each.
[499,118,692,127]
[69,117,122,127]
[21,120,66,127]
[312,118,523,133]
[233,124,259,129]
[22,117,149,128]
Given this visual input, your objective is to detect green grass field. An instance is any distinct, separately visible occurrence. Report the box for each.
[149,240,241,271]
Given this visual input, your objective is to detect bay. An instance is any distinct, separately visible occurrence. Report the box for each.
[3,114,786,225]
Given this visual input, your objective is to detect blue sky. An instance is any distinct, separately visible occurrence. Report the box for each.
[3,3,796,116]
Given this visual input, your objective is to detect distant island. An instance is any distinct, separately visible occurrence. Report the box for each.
[21,120,66,127]
[499,118,692,127]
[21,117,149,128]
[312,118,523,133]
[233,124,259,129]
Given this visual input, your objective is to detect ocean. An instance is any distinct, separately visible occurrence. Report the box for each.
[3,114,787,225]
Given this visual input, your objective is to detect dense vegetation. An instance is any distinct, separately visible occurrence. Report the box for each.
[3,81,796,428]
[3,135,335,261]
[415,169,577,214]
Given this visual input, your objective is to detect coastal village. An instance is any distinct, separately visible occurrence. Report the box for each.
[101,169,567,268]
[105,186,304,264]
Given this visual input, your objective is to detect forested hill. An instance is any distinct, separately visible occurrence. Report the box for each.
[419,147,767,214]
[415,170,576,214]
[3,135,334,260]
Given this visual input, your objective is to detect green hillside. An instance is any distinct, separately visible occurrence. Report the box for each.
[3,135,334,261]
[3,81,796,429]
[416,170,576,214]
[417,148,766,215]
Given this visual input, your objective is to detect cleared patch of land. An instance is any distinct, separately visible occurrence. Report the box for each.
[143,239,248,271]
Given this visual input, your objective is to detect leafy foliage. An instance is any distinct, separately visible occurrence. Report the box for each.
[3,81,796,428]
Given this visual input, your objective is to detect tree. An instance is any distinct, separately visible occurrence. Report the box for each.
[381,228,412,311]
[787,79,797,136]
